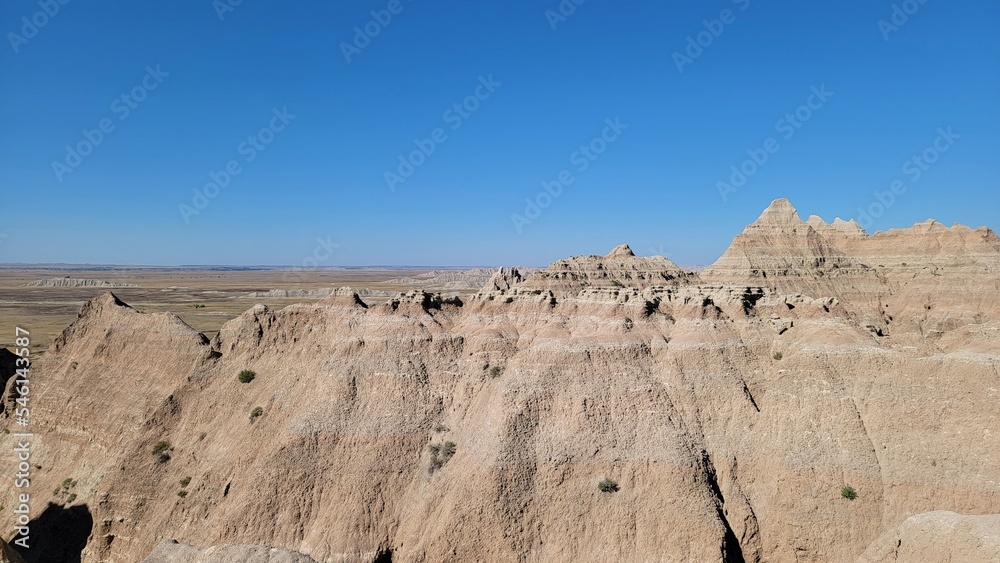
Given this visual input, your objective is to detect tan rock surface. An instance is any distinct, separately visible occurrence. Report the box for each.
[141,540,320,562]
[2,199,998,562]
[857,511,1000,562]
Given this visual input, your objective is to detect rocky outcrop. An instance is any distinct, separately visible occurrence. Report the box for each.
[703,199,864,284]
[513,244,693,295]
[478,267,524,293]
[245,288,395,300]
[858,511,1000,562]
[3,199,998,562]
[24,278,139,288]
[383,268,500,290]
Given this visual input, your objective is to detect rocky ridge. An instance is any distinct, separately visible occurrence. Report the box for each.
[2,199,998,562]
[23,278,139,288]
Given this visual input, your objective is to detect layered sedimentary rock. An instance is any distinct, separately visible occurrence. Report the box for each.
[515,243,694,294]
[2,199,998,563]
[23,278,139,288]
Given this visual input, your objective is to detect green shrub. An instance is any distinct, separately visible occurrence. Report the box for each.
[611,280,624,288]
[429,441,457,473]
[177,490,188,498]
[179,476,191,488]
[841,485,857,500]
[249,406,263,422]
[489,365,503,378]
[65,493,77,504]
[238,370,256,383]
[598,478,619,493]
[773,351,783,361]
[152,440,172,463]
[441,441,456,457]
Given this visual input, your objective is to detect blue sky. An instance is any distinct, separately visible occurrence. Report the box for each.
[1,0,997,266]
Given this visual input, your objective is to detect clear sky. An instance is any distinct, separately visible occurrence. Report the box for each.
[1,0,997,267]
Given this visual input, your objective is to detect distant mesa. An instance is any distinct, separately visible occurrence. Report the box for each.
[382,268,500,290]
[24,278,139,288]
[243,288,395,299]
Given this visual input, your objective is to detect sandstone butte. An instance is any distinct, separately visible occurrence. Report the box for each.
[2,198,999,562]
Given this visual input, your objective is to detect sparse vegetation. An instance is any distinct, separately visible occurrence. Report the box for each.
[429,441,457,473]
[598,477,620,493]
[841,485,857,500]
[179,476,191,487]
[238,369,256,384]
[177,490,188,498]
[152,440,172,463]
[54,477,78,503]
[611,280,624,288]
[434,423,450,433]
[489,365,503,379]
[192,304,206,309]
[250,406,263,422]
[773,351,783,361]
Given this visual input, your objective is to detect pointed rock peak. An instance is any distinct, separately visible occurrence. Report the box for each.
[832,217,867,236]
[606,243,635,258]
[78,291,132,319]
[751,198,803,229]
[806,215,828,229]
[911,219,948,234]
[481,267,524,293]
[95,291,127,307]
[320,286,368,308]
[807,215,867,237]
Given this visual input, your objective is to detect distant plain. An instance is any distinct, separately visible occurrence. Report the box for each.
[0,266,487,354]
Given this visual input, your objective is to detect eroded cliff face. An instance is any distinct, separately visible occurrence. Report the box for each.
[2,199,998,563]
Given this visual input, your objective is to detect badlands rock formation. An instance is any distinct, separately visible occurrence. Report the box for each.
[2,199,998,562]
[23,278,139,288]
[382,268,502,291]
